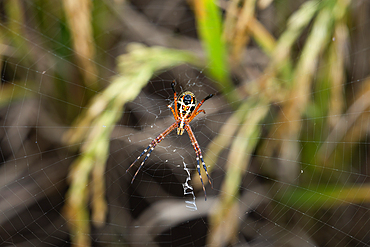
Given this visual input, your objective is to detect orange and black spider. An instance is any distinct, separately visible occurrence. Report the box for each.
[126,82,213,200]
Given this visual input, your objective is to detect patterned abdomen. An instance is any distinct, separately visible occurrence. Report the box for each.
[177,91,197,119]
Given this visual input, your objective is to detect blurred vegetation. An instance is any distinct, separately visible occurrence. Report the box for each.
[64,43,204,246]
[1,0,370,246]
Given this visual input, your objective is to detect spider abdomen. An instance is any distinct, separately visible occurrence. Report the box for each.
[177,91,197,119]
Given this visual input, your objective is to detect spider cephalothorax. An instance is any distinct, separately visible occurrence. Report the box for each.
[127,82,213,200]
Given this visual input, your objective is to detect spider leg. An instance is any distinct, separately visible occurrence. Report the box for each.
[194,94,213,112]
[171,81,178,118]
[188,94,213,123]
[130,143,155,183]
[127,143,152,172]
[171,81,176,93]
[127,122,177,183]
[188,110,206,122]
[168,104,177,119]
[185,124,212,185]
[185,124,212,200]
[199,154,213,188]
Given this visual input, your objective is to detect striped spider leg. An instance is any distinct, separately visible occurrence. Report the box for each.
[126,122,177,183]
[184,124,213,199]
[127,82,213,200]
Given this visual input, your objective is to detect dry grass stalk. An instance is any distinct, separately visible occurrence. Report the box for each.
[275,8,332,182]
[318,79,370,167]
[208,97,269,246]
[250,0,319,99]
[248,17,276,54]
[328,24,348,127]
[63,0,97,88]
[223,0,240,44]
[230,0,257,62]
[205,2,326,243]
[223,0,276,58]
[252,1,319,160]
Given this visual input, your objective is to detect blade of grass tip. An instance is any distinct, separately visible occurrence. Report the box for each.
[192,0,239,107]
[208,98,269,246]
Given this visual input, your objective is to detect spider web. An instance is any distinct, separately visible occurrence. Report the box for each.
[1,0,370,247]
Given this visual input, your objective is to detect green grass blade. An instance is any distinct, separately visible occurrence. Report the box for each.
[193,0,238,105]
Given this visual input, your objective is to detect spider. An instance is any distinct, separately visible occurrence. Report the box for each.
[126,82,213,200]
